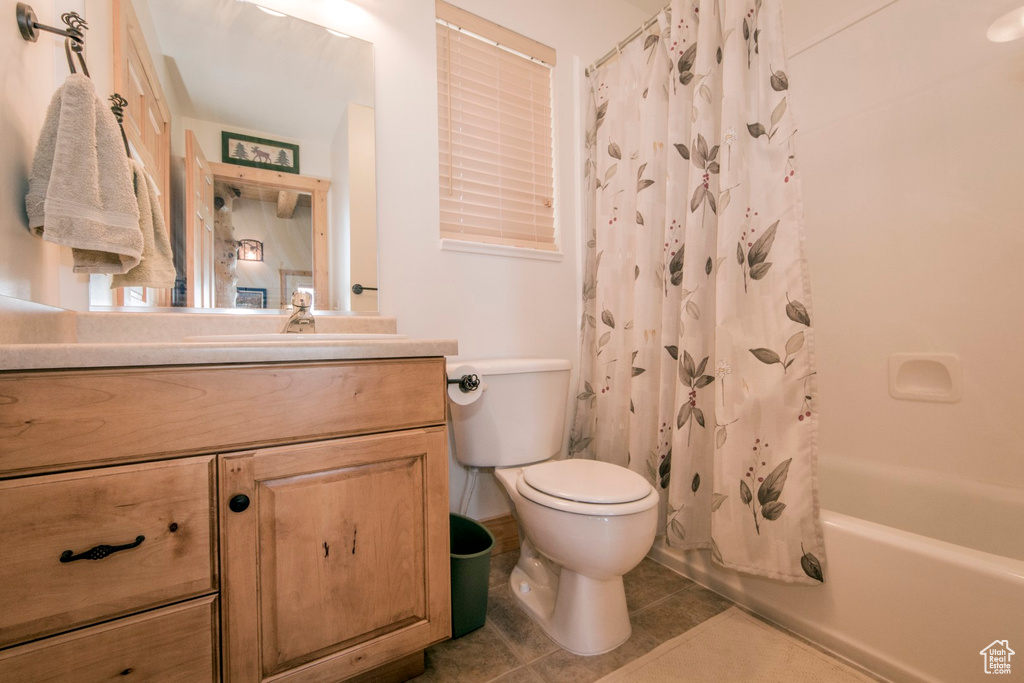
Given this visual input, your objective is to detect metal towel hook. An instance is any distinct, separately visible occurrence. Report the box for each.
[108,94,131,156]
[17,4,133,159]
[16,4,89,76]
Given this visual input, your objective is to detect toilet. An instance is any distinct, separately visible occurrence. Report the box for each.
[447,358,658,655]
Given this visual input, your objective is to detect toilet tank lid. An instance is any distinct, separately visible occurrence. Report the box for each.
[523,459,653,504]
[447,358,572,375]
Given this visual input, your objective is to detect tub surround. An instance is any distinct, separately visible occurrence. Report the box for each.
[820,454,1024,561]
[650,513,1024,683]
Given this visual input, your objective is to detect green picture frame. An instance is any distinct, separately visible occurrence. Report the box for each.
[222,131,300,175]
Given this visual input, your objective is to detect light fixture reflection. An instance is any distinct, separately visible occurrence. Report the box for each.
[327,28,350,39]
[988,5,1024,42]
[237,239,264,262]
[255,5,286,18]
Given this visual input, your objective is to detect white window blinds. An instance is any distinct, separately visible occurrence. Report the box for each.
[436,1,557,251]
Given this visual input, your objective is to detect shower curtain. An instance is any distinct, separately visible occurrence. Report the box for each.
[570,0,826,583]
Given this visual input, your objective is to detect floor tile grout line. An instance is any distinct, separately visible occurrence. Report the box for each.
[481,663,535,683]
[524,663,547,683]
[487,567,563,666]
[627,581,702,617]
[488,598,560,666]
[484,613,534,669]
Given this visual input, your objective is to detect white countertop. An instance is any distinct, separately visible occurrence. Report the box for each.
[0,338,459,371]
[0,299,458,371]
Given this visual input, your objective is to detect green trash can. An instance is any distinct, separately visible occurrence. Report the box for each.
[449,513,496,638]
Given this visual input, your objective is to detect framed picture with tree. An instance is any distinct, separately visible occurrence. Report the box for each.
[222,131,300,174]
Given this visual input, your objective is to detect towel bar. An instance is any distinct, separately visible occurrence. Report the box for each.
[17,3,132,158]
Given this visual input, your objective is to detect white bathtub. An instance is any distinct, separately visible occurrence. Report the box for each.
[648,456,1024,682]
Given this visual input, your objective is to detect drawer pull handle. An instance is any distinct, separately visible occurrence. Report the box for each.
[60,535,145,563]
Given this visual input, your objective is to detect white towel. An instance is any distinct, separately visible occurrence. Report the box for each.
[112,160,177,289]
[25,73,142,274]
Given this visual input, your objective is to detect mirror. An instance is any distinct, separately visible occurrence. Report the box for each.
[90,0,378,312]
[217,178,312,310]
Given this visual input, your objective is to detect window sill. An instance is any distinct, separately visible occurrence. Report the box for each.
[440,239,564,262]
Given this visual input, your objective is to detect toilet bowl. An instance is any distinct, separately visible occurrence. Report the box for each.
[495,462,657,654]
[447,358,659,655]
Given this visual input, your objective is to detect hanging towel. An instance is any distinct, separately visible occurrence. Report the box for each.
[111,160,177,289]
[25,73,142,274]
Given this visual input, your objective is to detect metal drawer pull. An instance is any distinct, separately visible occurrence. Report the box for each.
[59,535,145,563]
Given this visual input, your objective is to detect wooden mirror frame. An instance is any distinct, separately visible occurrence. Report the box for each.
[194,163,331,310]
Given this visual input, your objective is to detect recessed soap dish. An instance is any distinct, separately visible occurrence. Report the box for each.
[888,353,962,403]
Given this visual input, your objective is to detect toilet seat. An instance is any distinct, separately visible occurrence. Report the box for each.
[524,459,652,503]
[516,460,657,516]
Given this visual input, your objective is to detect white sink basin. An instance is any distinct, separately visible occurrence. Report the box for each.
[183,333,407,343]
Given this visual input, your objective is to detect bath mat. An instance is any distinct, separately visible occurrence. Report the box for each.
[596,608,875,683]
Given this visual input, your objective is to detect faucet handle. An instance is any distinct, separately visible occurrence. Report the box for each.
[291,291,312,309]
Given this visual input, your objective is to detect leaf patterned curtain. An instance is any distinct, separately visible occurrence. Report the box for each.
[570,0,826,583]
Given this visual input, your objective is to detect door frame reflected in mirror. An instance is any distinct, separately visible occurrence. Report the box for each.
[204,163,331,310]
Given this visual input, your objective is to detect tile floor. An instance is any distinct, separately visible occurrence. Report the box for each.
[411,551,735,682]
[412,551,883,683]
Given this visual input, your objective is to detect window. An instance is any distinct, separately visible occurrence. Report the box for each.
[436,1,557,252]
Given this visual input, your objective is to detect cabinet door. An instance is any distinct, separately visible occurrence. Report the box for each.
[220,428,450,682]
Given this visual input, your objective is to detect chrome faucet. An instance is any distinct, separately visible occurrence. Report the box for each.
[282,291,316,334]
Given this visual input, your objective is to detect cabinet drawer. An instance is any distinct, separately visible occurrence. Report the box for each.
[0,596,219,682]
[0,456,217,648]
[0,358,447,476]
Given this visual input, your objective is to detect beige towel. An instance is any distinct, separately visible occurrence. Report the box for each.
[112,160,176,289]
[25,74,142,274]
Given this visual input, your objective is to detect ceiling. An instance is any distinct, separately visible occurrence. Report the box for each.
[142,0,375,143]
[215,180,313,208]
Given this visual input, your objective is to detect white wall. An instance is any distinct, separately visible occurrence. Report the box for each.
[0,0,90,310]
[329,103,379,313]
[783,0,1024,491]
[249,0,649,518]
[179,117,331,179]
[329,105,350,313]
[347,104,378,313]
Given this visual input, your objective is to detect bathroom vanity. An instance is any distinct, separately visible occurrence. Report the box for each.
[0,332,456,682]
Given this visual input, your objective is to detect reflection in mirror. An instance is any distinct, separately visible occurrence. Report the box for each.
[216,179,312,310]
[90,0,378,312]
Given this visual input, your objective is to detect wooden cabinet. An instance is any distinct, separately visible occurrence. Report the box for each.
[0,359,445,477]
[0,358,451,682]
[220,429,450,682]
[0,597,220,682]
[0,456,217,648]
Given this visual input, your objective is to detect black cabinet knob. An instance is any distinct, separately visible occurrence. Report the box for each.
[229,494,250,513]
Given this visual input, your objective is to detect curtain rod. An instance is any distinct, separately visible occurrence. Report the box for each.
[585,4,670,77]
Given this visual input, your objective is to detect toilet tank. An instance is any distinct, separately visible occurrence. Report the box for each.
[447,358,572,468]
